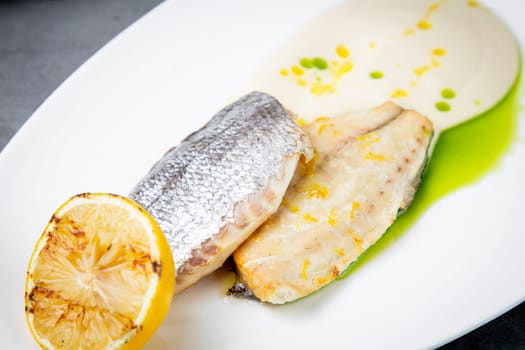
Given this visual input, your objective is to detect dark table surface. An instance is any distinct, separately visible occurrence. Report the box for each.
[1,0,524,348]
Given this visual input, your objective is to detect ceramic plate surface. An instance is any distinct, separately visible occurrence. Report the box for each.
[0,0,523,348]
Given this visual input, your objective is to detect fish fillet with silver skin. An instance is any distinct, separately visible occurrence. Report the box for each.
[129,91,312,294]
[232,102,433,304]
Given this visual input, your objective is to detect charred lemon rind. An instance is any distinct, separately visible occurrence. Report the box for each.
[25,193,175,350]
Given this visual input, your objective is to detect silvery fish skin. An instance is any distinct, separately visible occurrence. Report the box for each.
[129,91,312,294]
[232,102,433,304]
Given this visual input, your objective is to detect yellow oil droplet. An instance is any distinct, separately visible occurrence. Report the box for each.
[338,61,353,74]
[417,21,432,30]
[475,99,482,106]
[368,41,377,48]
[336,45,350,58]
[404,28,416,36]
[414,65,432,77]
[280,69,289,76]
[297,78,308,87]
[391,89,409,98]
[301,260,311,280]
[433,48,447,56]
[349,202,360,219]
[410,81,418,87]
[432,59,441,68]
[428,2,441,12]
[468,0,480,7]
[291,65,304,76]
[332,130,342,137]
[314,116,330,122]
[310,83,335,96]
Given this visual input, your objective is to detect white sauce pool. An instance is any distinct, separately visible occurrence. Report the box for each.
[247,0,519,132]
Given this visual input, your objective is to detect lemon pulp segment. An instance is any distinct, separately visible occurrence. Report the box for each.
[25,193,175,350]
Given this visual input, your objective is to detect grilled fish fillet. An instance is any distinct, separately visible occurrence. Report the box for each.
[129,92,312,294]
[232,102,433,304]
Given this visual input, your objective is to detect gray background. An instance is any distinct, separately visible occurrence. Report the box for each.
[1,0,523,348]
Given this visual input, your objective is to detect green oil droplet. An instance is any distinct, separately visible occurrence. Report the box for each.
[441,88,456,99]
[300,58,314,69]
[436,101,451,112]
[312,57,328,70]
[370,71,384,79]
[338,76,520,280]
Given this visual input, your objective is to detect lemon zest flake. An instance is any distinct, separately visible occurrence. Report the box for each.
[349,202,361,219]
[328,208,337,227]
[363,151,388,162]
[317,123,334,136]
[305,183,330,199]
[303,213,318,223]
[357,132,380,148]
[334,248,345,257]
[296,118,307,127]
[301,260,311,280]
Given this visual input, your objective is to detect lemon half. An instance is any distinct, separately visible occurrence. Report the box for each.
[25,193,175,349]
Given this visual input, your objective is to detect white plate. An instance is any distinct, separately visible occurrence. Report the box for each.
[1,0,523,349]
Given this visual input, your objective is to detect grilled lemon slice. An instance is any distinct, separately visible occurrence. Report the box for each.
[25,193,175,349]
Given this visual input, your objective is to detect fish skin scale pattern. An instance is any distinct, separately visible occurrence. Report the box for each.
[129,91,312,273]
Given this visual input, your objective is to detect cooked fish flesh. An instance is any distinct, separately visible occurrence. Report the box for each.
[129,91,312,294]
[232,102,433,304]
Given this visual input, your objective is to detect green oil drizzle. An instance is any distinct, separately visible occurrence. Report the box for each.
[312,57,329,70]
[441,88,456,99]
[338,77,521,280]
[300,57,314,69]
[370,71,384,79]
[436,101,452,112]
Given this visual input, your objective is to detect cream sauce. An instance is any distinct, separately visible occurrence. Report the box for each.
[247,0,519,132]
